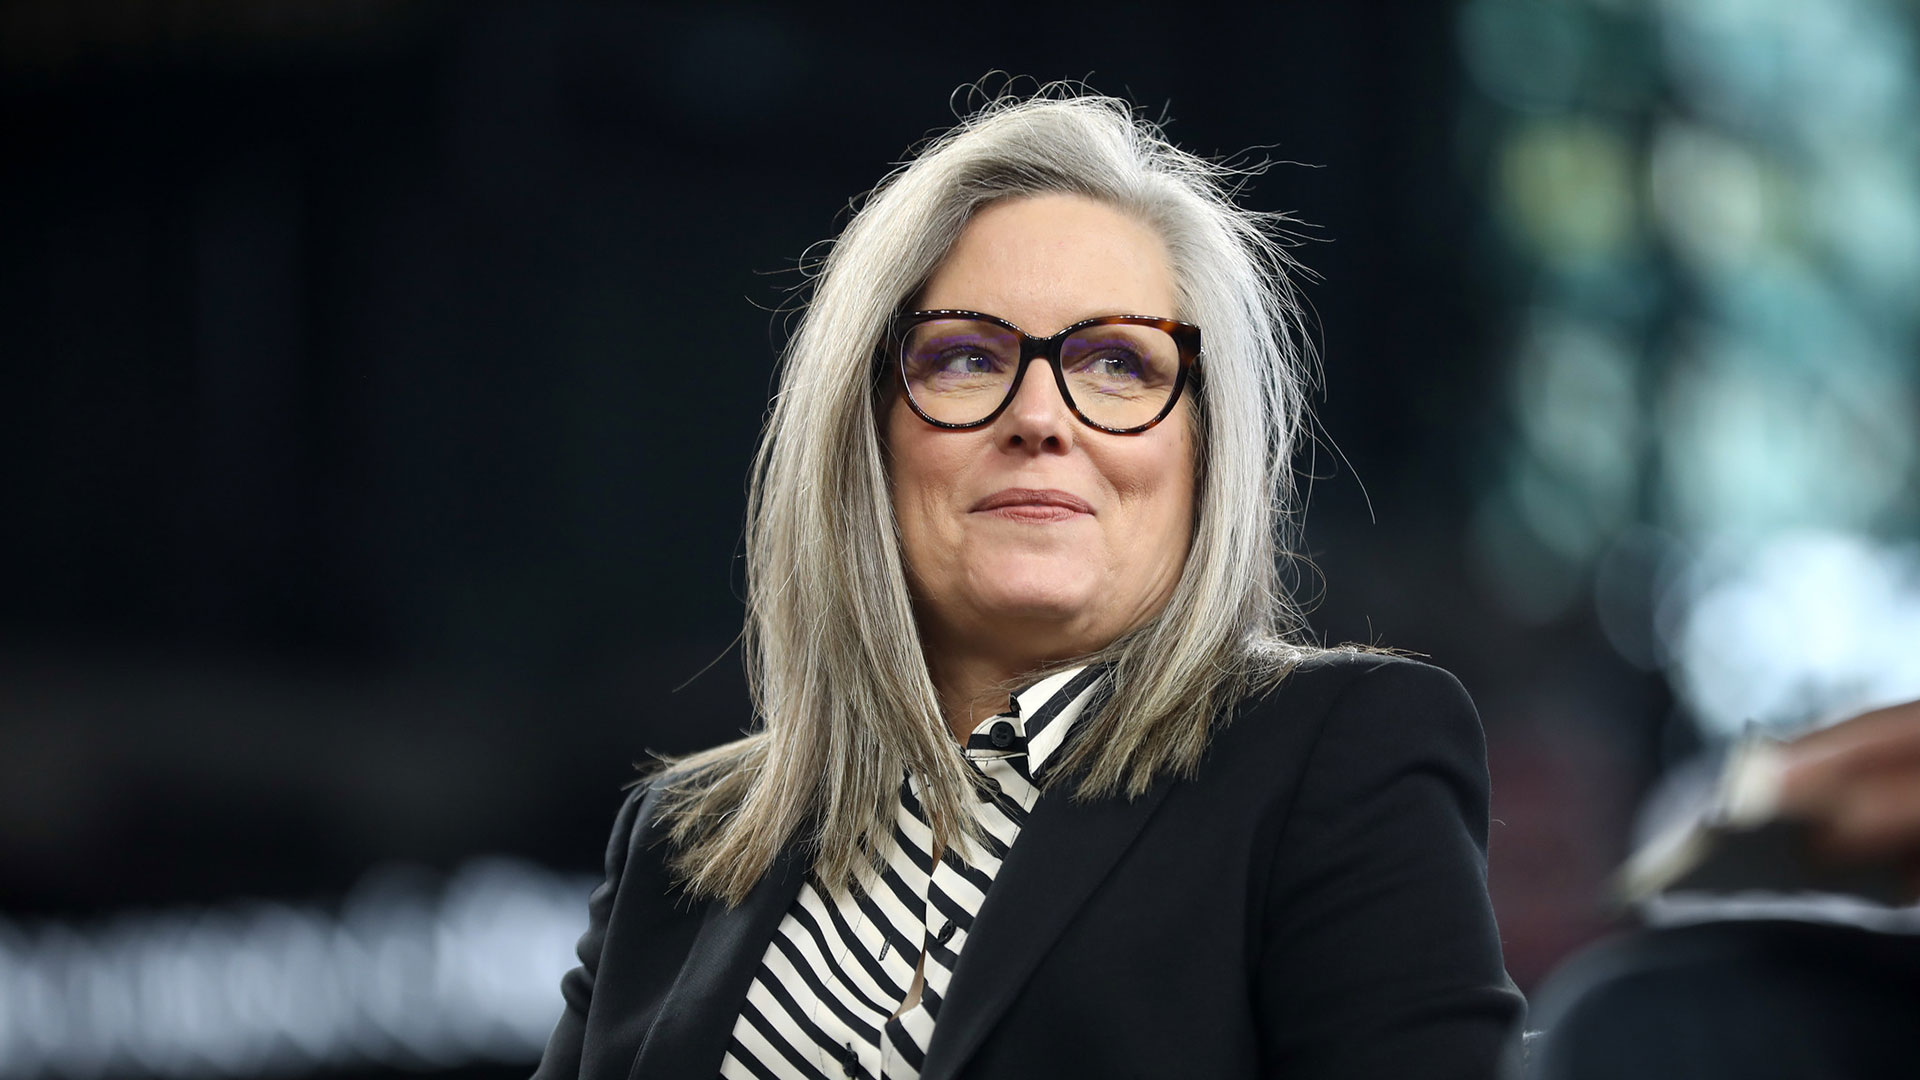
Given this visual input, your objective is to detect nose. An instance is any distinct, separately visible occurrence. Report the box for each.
[996,358,1076,453]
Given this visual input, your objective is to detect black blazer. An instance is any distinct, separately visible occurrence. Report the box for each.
[533,653,1524,1080]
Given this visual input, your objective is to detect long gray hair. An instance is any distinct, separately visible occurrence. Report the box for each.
[653,89,1328,905]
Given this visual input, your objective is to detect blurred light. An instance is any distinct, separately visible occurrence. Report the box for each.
[0,858,594,1080]
[1807,149,1920,308]
[1593,525,1681,672]
[1659,531,1920,736]
[1510,449,1609,565]
[1461,0,1920,727]
[1647,120,1773,275]
[1510,312,1643,525]
[1776,0,1917,142]
[1497,119,1639,264]
[1459,0,1594,114]
[1660,0,1919,139]
[1657,321,1916,536]
[1656,0,1795,131]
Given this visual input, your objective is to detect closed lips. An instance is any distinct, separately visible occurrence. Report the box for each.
[972,489,1094,514]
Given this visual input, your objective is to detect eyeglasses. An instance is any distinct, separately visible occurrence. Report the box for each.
[890,310,1201,435]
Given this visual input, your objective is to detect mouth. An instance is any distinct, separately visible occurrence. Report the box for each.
[971,487,1095,522]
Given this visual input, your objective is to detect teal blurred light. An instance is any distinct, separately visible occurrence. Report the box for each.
[1458,0,1920,735]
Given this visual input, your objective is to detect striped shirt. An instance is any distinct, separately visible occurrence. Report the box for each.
[719,665,1109,1080]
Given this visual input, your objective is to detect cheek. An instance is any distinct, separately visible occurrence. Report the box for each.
[885,407,953,566]
[1128,420,1198,553]
[1155,465,1198,558]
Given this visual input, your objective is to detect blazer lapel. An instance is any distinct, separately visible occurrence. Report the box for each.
[629,847,806,1079]
[919,776,1177,1080]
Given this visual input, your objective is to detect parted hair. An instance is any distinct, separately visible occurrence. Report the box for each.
[652,87,1331,905]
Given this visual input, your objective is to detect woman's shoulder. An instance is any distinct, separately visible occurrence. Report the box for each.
[1213,647,1486,771]
[1191,649,1496,906]
[1244,647,1475,714]
[599,777,670,869]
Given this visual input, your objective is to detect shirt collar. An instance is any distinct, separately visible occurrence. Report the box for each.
[962,664,1109,778]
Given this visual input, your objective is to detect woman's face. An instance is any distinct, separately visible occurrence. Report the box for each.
[887,193,1196,670]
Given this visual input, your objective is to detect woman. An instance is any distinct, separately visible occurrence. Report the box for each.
[534,92,1523,1080]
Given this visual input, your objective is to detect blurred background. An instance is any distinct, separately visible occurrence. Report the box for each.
[3,0,1917,1076]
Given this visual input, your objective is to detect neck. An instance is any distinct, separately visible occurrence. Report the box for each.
[927,650,1033,742]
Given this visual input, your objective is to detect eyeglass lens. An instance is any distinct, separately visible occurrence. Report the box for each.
[900,317,1182,430]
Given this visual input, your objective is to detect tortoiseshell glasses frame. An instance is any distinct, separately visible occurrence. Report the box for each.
[887,309,1202,435]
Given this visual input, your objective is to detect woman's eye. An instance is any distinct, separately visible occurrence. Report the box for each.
[1084,352,1145,379]
[937,349,997,374]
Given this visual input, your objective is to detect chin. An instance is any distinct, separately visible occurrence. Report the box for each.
[967,558,1105,627]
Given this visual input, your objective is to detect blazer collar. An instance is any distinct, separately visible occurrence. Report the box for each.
[629,845,807,1078]
[921,770,1175,1080]
[630,768,1174,1080]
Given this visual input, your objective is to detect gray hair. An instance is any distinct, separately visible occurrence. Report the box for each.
[654,89,1329,905]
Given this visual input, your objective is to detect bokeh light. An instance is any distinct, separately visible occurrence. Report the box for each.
[0,860,592,1080]
[1461,0,1920,734]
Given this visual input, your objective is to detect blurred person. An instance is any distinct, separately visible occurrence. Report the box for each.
[532,90,1523,1080]
[1528,700,1920,1079]
[1778,699,1920,890]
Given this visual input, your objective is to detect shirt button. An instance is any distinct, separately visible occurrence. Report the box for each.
[989,721,1017,749]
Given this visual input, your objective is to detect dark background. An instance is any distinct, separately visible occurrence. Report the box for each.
[2,1,1676,1073]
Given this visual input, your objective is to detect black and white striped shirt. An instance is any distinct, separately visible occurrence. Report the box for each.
[718,665,1109,1080]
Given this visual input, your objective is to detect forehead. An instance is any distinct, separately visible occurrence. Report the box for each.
[917,193,1178,336]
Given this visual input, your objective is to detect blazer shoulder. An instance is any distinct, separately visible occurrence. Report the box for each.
[1236,649,1475,725]
[599,775,692,900]
[597,779,661,888]
[1210,650,1486,783]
